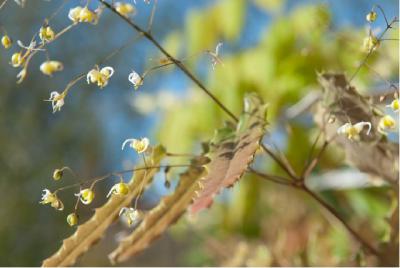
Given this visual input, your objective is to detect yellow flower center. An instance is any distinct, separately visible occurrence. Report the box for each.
[39,26,55,42]
[392,99,399,111]
[382,115,395,128]
[116,183,129,195]
[345,126,359,139]
[366,11,377,22]
[79,7,97,23]
[81,189,95,204]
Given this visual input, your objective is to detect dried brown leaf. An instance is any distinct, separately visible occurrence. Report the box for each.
[109,163,206,264]
[190,93,267,214]
[41,145,166,267]
[315,73,399,183]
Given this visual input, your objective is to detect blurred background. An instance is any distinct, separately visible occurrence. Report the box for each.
[0,0,398,266]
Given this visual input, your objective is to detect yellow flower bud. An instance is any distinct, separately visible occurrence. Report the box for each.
[53,169,63,181]
[40,61,64,76]
[39,26,55,43]
[10,52,24,67]
[366,11,377,22]
[67,213,79,226]
[1,35,12,49]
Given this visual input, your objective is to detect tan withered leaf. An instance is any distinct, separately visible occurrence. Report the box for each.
[315,73,399,184]
[109,160,206,264]
[189,93,267,214]
[42,145,166,267]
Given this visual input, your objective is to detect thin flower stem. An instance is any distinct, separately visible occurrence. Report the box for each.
[98,0,239,122]
[73,187,81,212]
[53,164,193,193]
[147,0,157,33]
[373,4,390,27]
[260,143,298,180]
[166,152,197,157]
[349,17,398,82]
[249,168,293,186]
[0,0,8,10]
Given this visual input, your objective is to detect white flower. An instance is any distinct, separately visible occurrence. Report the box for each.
[122,137,150,153]
[87,66,114,88]
[45,91,65,113]
[128,70,143,90]
[40,189,64,210]
[209,42,223,69]
[337,121,372,141]
[119,207,140,226]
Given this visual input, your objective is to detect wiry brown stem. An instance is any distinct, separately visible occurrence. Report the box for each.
[300,185,379,256]
[98,0,238,122]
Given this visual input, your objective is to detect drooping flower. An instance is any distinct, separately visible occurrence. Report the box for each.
[119,207,140,226]
[1,35,12,49]
[40,60,63,76]
[45,91,65,113]
[67,213,79,226]
[107,182,129,198]
[386,99,399,112]
[75,188,95,205]
[87,66,114,88]
[10,52,24,67]
[39,25,55,43]
[115,2,135,17]
[40,189,64,211]
[378,115,396,135]
[337,121,372,141]
[122,137,150,153]
[128,70,143,90]
[366,11,377,22]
